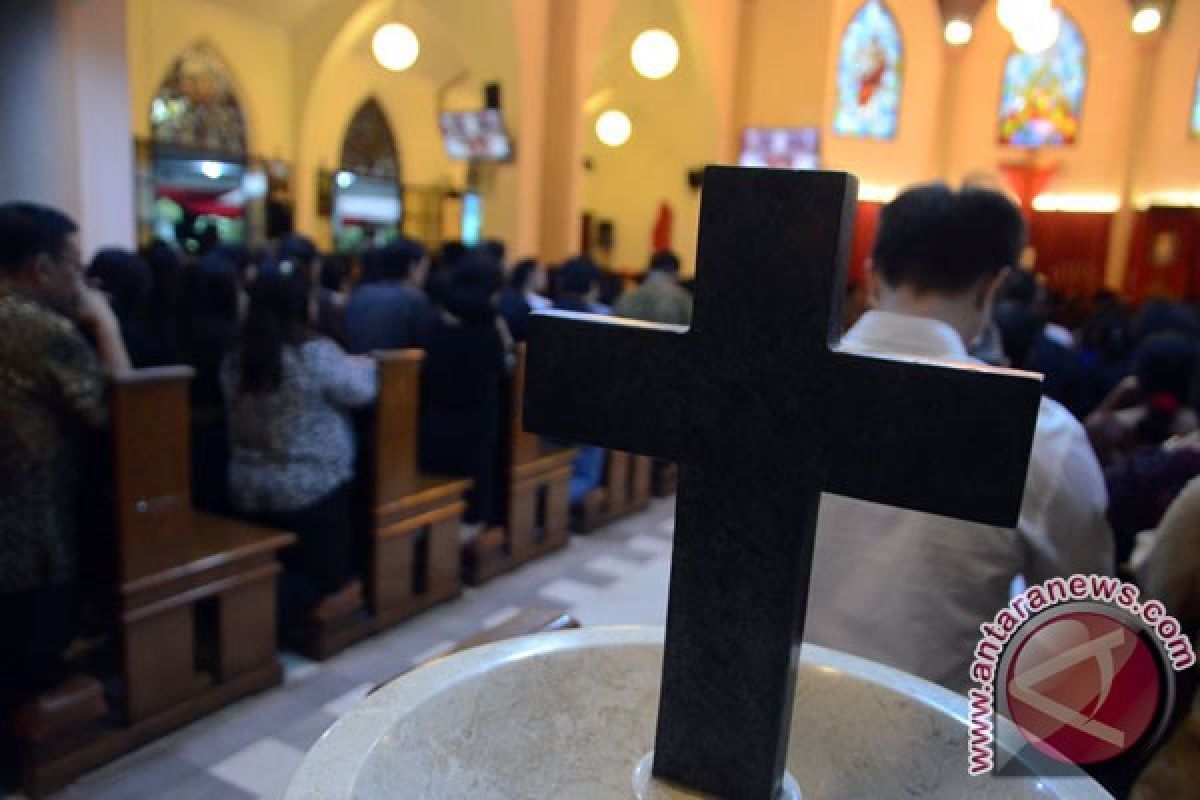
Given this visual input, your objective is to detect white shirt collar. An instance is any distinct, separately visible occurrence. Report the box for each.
[839,310,971,363]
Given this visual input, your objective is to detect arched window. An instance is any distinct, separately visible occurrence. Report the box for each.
[340,98,400,179]
[832,1,903,141]
[1190,66,1199,139]
[150,43,247,156]
[997,12,1087,147]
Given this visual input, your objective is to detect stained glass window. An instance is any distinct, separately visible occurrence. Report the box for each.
[832,1,903,141]
[150,43,247,156]
[340,98,400,179]
[997,12,1086,147]
[1191,68,1200,139]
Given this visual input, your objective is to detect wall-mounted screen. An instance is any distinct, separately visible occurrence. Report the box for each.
[439,109,513,162]
[737,128,820,170]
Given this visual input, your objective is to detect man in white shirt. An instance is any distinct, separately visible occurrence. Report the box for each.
[804,183,1114,694]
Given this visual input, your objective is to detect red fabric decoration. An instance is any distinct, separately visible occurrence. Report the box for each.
[652,202,673,253]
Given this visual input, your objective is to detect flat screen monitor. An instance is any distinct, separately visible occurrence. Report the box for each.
[737,127,820,170]
[439,109,513,162]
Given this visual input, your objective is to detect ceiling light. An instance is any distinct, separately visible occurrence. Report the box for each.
[200,161,224,180]
[1132,7,1162,34]
[372,23,419,72]
[595,110,632,147]
[336,171,355,189]
[630,29,679,80]
[944,19,973,46]
[1012,7,1061,54]
[997,0,1051,33]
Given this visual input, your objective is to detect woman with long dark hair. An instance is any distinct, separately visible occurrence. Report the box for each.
[221,260,376,636]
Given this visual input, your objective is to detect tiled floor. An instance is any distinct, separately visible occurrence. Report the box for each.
[35,498,675,800]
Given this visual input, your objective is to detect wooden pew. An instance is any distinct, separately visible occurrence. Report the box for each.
[12,368,294,797]
[301,351,473,659]
[463,346,575,585]
[571,450,653,533]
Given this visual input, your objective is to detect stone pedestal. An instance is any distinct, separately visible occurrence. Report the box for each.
[287,627,1110,799]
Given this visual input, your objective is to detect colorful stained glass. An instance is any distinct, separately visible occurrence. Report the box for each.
[341,98,400,179]
[997,12,1086,147]
[832,1,903,141]
[1191,69,1200,139]
[151,44,247,156]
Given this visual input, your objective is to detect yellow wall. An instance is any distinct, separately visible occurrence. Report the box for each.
[821,0,947,191]
[580,0,726,274]
[945,0,1140,196]
[735,0,837,132]
[1137,0,1200,199]
[119,0,1200,278]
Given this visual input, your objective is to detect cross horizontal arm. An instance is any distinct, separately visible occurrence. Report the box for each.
[523,311,692,460]
[823,350,1043,528]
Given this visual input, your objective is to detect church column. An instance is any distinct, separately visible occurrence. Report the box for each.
[511,0,551,257]
[537,0,588,264]
[0,0,135,256]
[1105,36,1162,291]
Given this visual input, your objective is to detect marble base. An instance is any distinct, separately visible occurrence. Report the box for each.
[631,752,801,799]
[287,627,1111,800]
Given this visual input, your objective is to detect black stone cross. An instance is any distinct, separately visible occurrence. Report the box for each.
[523,168,1042,799]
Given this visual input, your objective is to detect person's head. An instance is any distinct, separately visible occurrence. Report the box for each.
[480,239,506,267]
[647,250,681,282]
[277,233,319,282]
[558,256,601,303]
[235,260,313,394]
[319,254,349,294]
[1134,300,1199,344]
[992,301,1044,369]
[869,183,1026,346]
[142,239,184,321]
[0,203,82,314]
[508,258,544,293]
[87,248,151,321]
[361,238,428,286]
[189,250,241,323]
[1134,333,1200,446]
[439,240,467,270]
[444,254,503,324]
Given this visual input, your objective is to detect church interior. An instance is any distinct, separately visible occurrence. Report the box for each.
[2,0,1200,798]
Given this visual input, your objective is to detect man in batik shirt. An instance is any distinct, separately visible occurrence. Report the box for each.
[0,204,129,718]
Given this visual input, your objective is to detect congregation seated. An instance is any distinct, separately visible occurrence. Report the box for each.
[138,238,185,366]
[1086,333,1199,469]
[220,262,377,641]
[343,238,431,355]
[804,184,1114,694]
[86,248,164,369]
[553,257,608,505]
[0,203,131,723]
[1098,337,1200,569]
[418,254,510,539]
[182,249,242,514]
[497,257,550,343]
[612,250,693,326]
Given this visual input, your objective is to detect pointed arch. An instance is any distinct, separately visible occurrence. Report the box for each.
[150,42,248,157]
[997,11,1087,147]
[339,97,401,179]
[832,0,903,141]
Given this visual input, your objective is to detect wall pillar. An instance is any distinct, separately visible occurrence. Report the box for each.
[0,0,135,256]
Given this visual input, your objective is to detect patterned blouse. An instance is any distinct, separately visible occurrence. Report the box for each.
[221,338,377,513]
[0,287,108,595]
